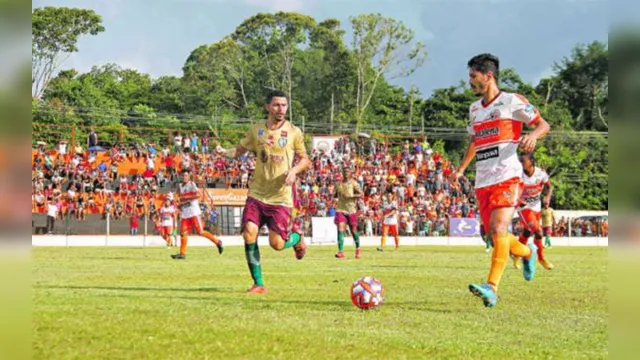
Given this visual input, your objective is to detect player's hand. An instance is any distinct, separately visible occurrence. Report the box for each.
[451,171,463,184]
[284,169,297,186]
[519,134,537,153]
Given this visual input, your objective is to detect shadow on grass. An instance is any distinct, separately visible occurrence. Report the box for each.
[37,285,225,293]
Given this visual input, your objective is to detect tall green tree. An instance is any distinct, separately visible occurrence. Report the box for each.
[233,12,317,121]
[32,6,105,98]
[549,41,608,131]
[349,13,427,129]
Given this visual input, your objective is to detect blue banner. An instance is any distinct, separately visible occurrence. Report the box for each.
[449,218,481,237]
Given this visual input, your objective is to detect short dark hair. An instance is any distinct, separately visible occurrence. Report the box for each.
[266,90,288,104]
[468,53,500,83]
[519,152,535,165]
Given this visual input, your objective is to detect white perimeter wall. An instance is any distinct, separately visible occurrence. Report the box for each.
[32,235,608,247]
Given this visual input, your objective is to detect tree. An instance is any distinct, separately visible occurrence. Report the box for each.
[233,12,317,121]
[349,13,427,129]
[32,7,105,99]
[550,41,608,130]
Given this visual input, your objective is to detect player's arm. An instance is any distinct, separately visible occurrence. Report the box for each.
[351,181,363,199]
[455,141,476,179]
[216,129,253,160]
[284,129,311,185]
[514,96,550,153]
[543,180,553,206]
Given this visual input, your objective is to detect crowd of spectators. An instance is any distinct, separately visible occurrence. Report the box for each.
[32,130,607,237]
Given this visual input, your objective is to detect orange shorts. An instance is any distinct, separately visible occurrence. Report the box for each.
[160,225,174,237]
[475,177,523,234]
[518,209,541,233]
[382,224,398,237]
[181,216,204,235]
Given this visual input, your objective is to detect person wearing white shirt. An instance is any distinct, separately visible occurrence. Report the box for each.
[46,200,58,234]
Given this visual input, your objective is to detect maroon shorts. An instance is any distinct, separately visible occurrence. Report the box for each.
[335,212,358,230]
[543,226,552,236]
[242,197,292,240]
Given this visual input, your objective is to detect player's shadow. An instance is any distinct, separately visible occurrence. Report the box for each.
[37,285,225,293]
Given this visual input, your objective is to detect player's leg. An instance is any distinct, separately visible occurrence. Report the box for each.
[266,208,306,260]
[378,225,388,251]
[469,179,536,307]
[242,198,265,293]
[243,222,265,293]
[543,226,552,248]
[162,226,171,247]
[335,213,347,258]
[532,214,553,269]
[171,219,190,259]
[194,215,223,254]
[392,225,400,249]
[335,219,347,258]
[517,209,533,245]
[349,214,362,259]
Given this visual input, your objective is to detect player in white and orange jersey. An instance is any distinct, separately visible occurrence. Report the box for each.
[158,198,177,247]
[454,53,550,307]
[171,169,223,259]
[515,153,554,270]
[378,196,399,252]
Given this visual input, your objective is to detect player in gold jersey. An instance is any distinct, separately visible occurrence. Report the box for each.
[216,90,311,294]
[541,202,555,249]
[334,168,363,259]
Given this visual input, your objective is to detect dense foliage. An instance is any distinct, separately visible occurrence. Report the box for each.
[31,8,608,210]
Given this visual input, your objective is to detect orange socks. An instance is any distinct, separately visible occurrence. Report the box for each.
[487,233,510,291]
[202,231,221,247]
[179,235,188,255]
[381,236,386,248]
[394,236,399,248]
[487,233,534,291]
[509,234,532,259]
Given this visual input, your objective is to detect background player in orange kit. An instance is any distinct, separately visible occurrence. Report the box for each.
[158,198,177,247]
[171,169,223,259]
[515,153,554,270]
[454,53,550,307]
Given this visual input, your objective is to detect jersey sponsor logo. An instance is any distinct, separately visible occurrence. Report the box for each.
[258,128,265,136]
[492,101,504,107]
[487,109,501,120]
[278,136,288,147]
[475,146,499,161]
[475,127,499,138]
[269,154,285,164]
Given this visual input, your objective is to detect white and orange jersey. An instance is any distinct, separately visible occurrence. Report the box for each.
[467,92,542,189]
[160,205,176,227]
[178,181,202,219]
[521,167,550,212]
[382,202,398,225]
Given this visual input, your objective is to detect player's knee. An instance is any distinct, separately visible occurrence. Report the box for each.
[268,233,285,251]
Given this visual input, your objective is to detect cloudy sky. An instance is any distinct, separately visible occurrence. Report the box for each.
[32,0,612,96]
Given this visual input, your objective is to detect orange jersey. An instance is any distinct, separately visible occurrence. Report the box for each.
[468,92,541,189]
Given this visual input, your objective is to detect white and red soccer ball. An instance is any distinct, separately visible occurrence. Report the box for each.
[350,276,384,310]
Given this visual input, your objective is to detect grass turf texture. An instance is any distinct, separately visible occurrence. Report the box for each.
[33,246,607,360]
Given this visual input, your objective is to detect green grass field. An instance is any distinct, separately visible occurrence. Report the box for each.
[33,246,607,360]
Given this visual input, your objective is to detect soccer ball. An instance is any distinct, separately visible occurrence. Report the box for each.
[350,276,384,310]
